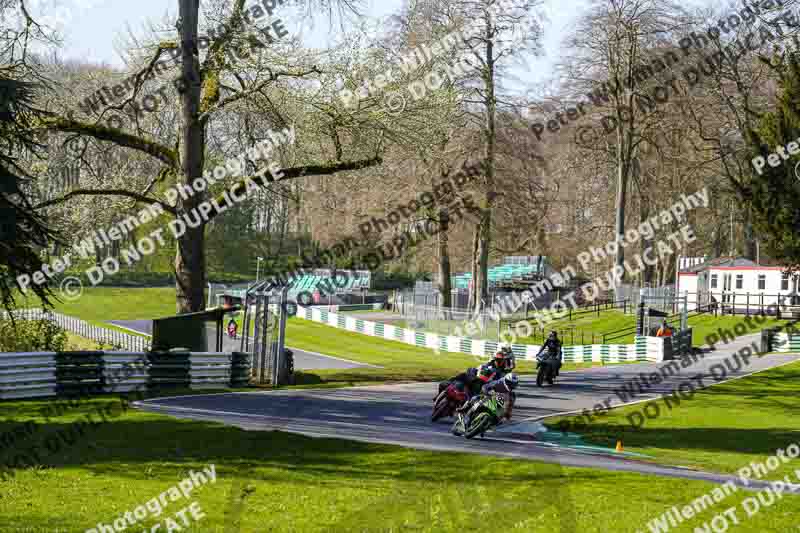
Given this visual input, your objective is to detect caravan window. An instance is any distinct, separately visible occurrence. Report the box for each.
[782,273,789,291]
[758,274,766,290]
[736,274,743,289]
[710,274,718,289]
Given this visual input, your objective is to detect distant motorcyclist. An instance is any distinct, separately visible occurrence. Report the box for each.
[484,344,516,376]
[537,331,562,376]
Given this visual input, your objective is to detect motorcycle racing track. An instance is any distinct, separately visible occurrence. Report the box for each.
[136,333,800,491]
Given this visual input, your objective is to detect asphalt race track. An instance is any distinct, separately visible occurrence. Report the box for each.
[135,332,800,490]
[109,319,377,370]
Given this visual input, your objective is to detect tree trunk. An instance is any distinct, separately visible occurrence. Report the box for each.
[743,209,756,260]
[436,208,452,311]
[175,225,206,313]
[468,228,480,312]
[277,197,287,253]
[472,15,496,315]
[613,143,630,290]
[640,196,654,284]
[473,206,491,314]
[174,0,207,314]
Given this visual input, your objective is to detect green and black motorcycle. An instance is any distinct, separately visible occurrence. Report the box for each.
[452,391,508,439]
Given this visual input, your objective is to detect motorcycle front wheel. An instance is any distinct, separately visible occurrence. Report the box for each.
[536,366,546,387]
[464,412,493,439]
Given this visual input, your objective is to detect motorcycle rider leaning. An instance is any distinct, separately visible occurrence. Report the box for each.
[481,372,520,422]
[536,331,563,376]
[456,350,515,413]
[455,373,520,433]
[436,367,481,400]
[465,348,514,395]
[437,345,515,400]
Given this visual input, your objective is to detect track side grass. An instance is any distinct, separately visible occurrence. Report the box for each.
[283,317,608,386]
[14,287,176,336]
[0,395,798,532]
[545,359,800,478]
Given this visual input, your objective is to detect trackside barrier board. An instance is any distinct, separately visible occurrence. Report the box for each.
[295,305,667,363]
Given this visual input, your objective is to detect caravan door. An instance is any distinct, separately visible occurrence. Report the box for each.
[722,273,732,305]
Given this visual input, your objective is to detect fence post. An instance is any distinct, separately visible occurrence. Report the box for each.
[746,293,750,316]
[636,290,646,336]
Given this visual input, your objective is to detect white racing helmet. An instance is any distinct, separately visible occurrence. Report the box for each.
[504,373,519,389]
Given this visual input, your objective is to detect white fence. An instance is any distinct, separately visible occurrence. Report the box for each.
[2,309,151,352]
[294,304,676,363]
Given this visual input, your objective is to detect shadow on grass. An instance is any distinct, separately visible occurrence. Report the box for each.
[546,423,800,456]
[0,410,570,487]
[544,360,800,462]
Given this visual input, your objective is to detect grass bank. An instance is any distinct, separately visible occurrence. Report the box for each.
[545,359,800,479]
[0,394,797,532]
[284,316,607,386]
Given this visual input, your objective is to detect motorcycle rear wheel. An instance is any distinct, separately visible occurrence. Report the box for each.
[431,397,450,422]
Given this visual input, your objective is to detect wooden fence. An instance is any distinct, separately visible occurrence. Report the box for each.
[2,309,150,352]
[653,291,800,318]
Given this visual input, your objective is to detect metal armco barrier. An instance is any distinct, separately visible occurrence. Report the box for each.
[0,351,252,400]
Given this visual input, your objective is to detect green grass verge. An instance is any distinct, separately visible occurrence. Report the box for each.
[17,287,176,321]
[545,359,800,479]
[284,316,606,386]
[1,394,798,532]
[15,287,176,336]
[64,332,101,351]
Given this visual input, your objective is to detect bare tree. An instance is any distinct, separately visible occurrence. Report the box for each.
[35,0,384,313]
[564,0,688,289]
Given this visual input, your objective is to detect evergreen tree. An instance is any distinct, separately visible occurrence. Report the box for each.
[744,53,800,271]
[0,76,57,310]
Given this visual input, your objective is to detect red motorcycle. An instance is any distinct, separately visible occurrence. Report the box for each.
[431,383,467,422]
